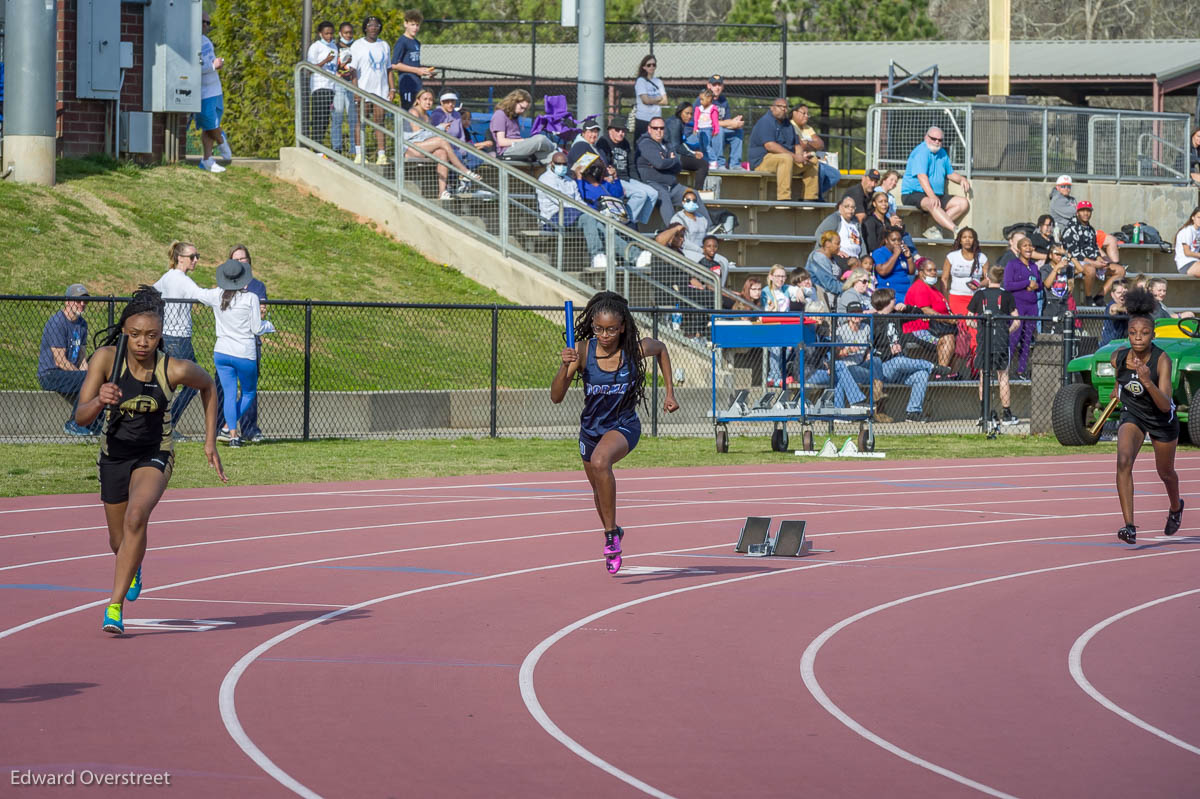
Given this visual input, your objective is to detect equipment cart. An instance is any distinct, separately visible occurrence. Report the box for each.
[709,314,876,454]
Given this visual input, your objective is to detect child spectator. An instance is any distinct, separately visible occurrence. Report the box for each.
[1099,279,1129,346]
[862,190,893,255]
[390,9,435,110]
[350,15,393,165]
[870,288,935,422]
[693,89,721,168]
[705,76,746,169]
[762,264,801,387]
[942,226,987,366]
[403,89,480,200]
[733,276,764,313]
[788,267,825,313]
[1147,277,1196,320]
[331,22,358,157]
[305,21,338,145]
[1173,206,1200,278]
[1029,214,1057,264]
[967,264,1021,426]
[688,234,731,286]
[1040,246,1080,336]
[489,89,557,164]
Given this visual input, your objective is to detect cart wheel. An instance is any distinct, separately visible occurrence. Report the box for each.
[857,424,871,453]
[715,429,729,453]
[771,427,790,452]
[801,429,814,453]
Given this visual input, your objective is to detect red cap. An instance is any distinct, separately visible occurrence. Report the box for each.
[1076,200,1093,210]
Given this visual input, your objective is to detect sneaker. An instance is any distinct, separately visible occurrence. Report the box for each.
[102,603,124,635]
[217,427,232,442]
[465,170,483,182]
[740,162,750,171]
[375,151,389,165]
[439,190,453,201]
[922,225,946,240]
[63,420,96,436]
[635,250,652,269]
[1001,408,1019,425]
[709,161,718,169]
[905,411,926,423]
[227,436,242,448]
[246,433,265,444]
[455,177,472,194]
[1117,524,1137,545]
[1165,499,1184,536]
[200,158,226,173]
[353,152,364,164]
[603,527,624,575]
[218,133,233,160]
[590,253,608,271]
[126,566,142,602]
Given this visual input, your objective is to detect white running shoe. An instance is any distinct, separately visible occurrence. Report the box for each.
[635,250,652,269]
[922,225,946,240]
[591,253,608,271]
[218,133,233,160]
[200,158,226,173]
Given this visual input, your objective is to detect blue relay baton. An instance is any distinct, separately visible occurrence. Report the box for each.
[565,301,575,349]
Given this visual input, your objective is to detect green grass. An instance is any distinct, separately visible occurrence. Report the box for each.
[0,435,1118,497]
[0,157,561,391]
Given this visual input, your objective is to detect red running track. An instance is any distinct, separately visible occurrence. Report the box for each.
[1,454,1199,797]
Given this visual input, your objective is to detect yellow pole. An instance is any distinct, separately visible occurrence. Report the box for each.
[988,0,1011,96]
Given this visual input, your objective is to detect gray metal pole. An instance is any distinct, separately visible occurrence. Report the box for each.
[3,0,59,185]
[577,0,604,123]
[301,0,313,61]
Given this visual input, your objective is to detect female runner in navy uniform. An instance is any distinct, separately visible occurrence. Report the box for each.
[551,292,679,574]
[1110,287,1184,544]
[76,286,227,634]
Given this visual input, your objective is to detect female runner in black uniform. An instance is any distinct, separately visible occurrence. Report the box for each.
[551,292,679,574]
[1110,287,1184,544]
[76,287,227,634]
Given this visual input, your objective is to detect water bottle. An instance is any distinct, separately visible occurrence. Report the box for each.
[1132,223,1141,244]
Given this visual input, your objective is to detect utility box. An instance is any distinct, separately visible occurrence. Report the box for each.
[144,0,202,113]
[120,111,154,154]
[76,0,122,100]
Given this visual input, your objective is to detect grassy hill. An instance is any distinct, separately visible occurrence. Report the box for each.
[0,157,563,390]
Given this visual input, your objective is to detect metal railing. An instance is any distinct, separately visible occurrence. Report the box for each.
[295,61,721,315]
[867,102,1193,184]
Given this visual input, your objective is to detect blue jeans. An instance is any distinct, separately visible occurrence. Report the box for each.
[806,361,866,407]
[711,128,744,168]
[163,335,198,427]
[38,368,88,423]
[622,179,657,226]
[880,356,933,413]
[818,163,841,201]
[684,130,711,156]
[331,87,358,153]
[213,351,258,433]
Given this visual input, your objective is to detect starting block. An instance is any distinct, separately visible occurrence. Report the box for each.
[735,517,827,557]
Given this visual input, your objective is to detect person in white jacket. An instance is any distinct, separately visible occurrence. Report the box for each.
[153,241,206,431]
[197,260,275,447]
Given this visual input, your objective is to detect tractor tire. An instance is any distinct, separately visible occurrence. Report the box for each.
[1052,382,1102,446]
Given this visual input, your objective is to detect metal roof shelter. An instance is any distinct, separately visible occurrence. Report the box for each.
[425,39,1200,109]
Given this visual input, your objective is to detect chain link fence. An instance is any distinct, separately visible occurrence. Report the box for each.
[7,295,1125,446]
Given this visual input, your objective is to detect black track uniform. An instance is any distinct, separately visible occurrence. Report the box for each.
[98,351,176,504]
[1115,345,1179,442]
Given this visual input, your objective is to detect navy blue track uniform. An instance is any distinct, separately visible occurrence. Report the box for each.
[578,339,641,461]
[1115,345,1179,442]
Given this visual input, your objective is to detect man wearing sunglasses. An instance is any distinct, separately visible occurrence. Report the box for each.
[900,126,972,240]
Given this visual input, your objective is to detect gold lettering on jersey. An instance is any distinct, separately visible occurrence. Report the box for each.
[119,395,160,417]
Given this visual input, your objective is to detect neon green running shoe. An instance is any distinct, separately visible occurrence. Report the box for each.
[126,566,142,602]
[102,603,124,634]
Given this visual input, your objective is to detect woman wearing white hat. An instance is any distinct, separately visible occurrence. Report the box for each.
[197,259,275,447]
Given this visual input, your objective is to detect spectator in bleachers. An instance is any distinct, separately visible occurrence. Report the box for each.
[833,305,891,422]
[942,226,986,366]
[1174,206,1200,278]
[403,89,481,200]
[1147,277,1196,320]
[390,9,434,111]
[870,288,934,423]
[1040,245,1080,336]
[350,15,392,165]
[598,120,657,227]
[967,264,1021,426]
[815,196,863,266]
[1062,200,1126,305]
[787,103,822,202]
[862,189,893,255]
[703,76,745,170]
[636,116,709,223]
[878,171,900,216]
[39,283,98,436]
[788,267,825,313]
[733,276,763,313]
[1049,175,1077,231]
[429,93,484,175]
[489,89,557,165]
[763,264,801,387]
[662,104,711,189]
[687,235,731,286]
[569,119,656,227]
[858,253,876,279]
[1190,127,1200,185]
[842,169,879,225]
[748,98,803,202]
[1029,214,1057,264]
[305,22,338,146]
[1099,279,1129,346]
[574,153,640,269]
[805,230,846,298]
[634,54,668,141]
[903,257,957,380]
[837,268,872,313]
[331,22,358,157]
[900,126,972,240]
[673,271,723,337]
[873,225,916,299]
[536,150,593,266]
[692,90,722,168]
[1003,236,1040,377]
[670,189,708,252]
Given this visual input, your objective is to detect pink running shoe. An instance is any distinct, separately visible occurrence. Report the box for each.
[603,528,624,575]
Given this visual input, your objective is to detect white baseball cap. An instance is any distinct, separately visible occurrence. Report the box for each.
[1055,175,1072,186]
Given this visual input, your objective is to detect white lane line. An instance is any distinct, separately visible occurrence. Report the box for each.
[799,550,1200,797]
[6,456,1196,514]
[1068,588,1200,756]
[140,597,351,609]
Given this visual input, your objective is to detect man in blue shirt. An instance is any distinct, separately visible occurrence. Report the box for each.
[899,126,972,239]
[38,283,99,435]
[390,10,435,110]
[748,99,804,201]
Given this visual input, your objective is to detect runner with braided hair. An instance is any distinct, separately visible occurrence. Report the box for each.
[77,286,227,634]
[551,291,679,574]
[1110,286,1183,545]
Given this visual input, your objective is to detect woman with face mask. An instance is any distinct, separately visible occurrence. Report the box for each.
[669,189,708,252]
[902,257,958,379]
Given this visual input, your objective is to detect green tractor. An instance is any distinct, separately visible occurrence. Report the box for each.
[1053,318,1200,446]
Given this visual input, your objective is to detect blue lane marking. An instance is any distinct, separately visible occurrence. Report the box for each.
[0,584,106,592]
[314,565,476,576]
[260,656,517,668]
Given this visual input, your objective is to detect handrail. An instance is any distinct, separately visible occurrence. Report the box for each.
[294,61,722,309]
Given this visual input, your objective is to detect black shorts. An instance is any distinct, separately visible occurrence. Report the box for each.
[901,191,950,210]
[1118,410,1179,443]
[974,343,1010,372]
[98,450,174,504]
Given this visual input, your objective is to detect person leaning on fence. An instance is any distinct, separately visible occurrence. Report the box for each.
[305,21,338,146]
[38,283,100,436]
[331,22,359,158]
[636,117,709,224]
[152,242,207,433]
[1003,236,1041,378]
[1062,200,1126,305]
[349,15,393,165]
[1040,245,1081,336]
[404,89,481,201]
[869,289,934,423]
[748,99,803,202]
[633,54,668,141]
[1100,279,1129,347]
[967,264,1021,427]
[900,126,972,240]
[903,257,958,380]
[489,89,557,165]
[222,245,268,443]
[390,9,434,111]
[1173,205,1200,278]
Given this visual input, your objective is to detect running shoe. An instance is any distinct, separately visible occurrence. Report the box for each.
[1165,499,1185,536]
[217,427,232,442]
[126,565,142,602]
[1117,525,1137,545]
[102,603,124,634]
[603,527,624,575]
